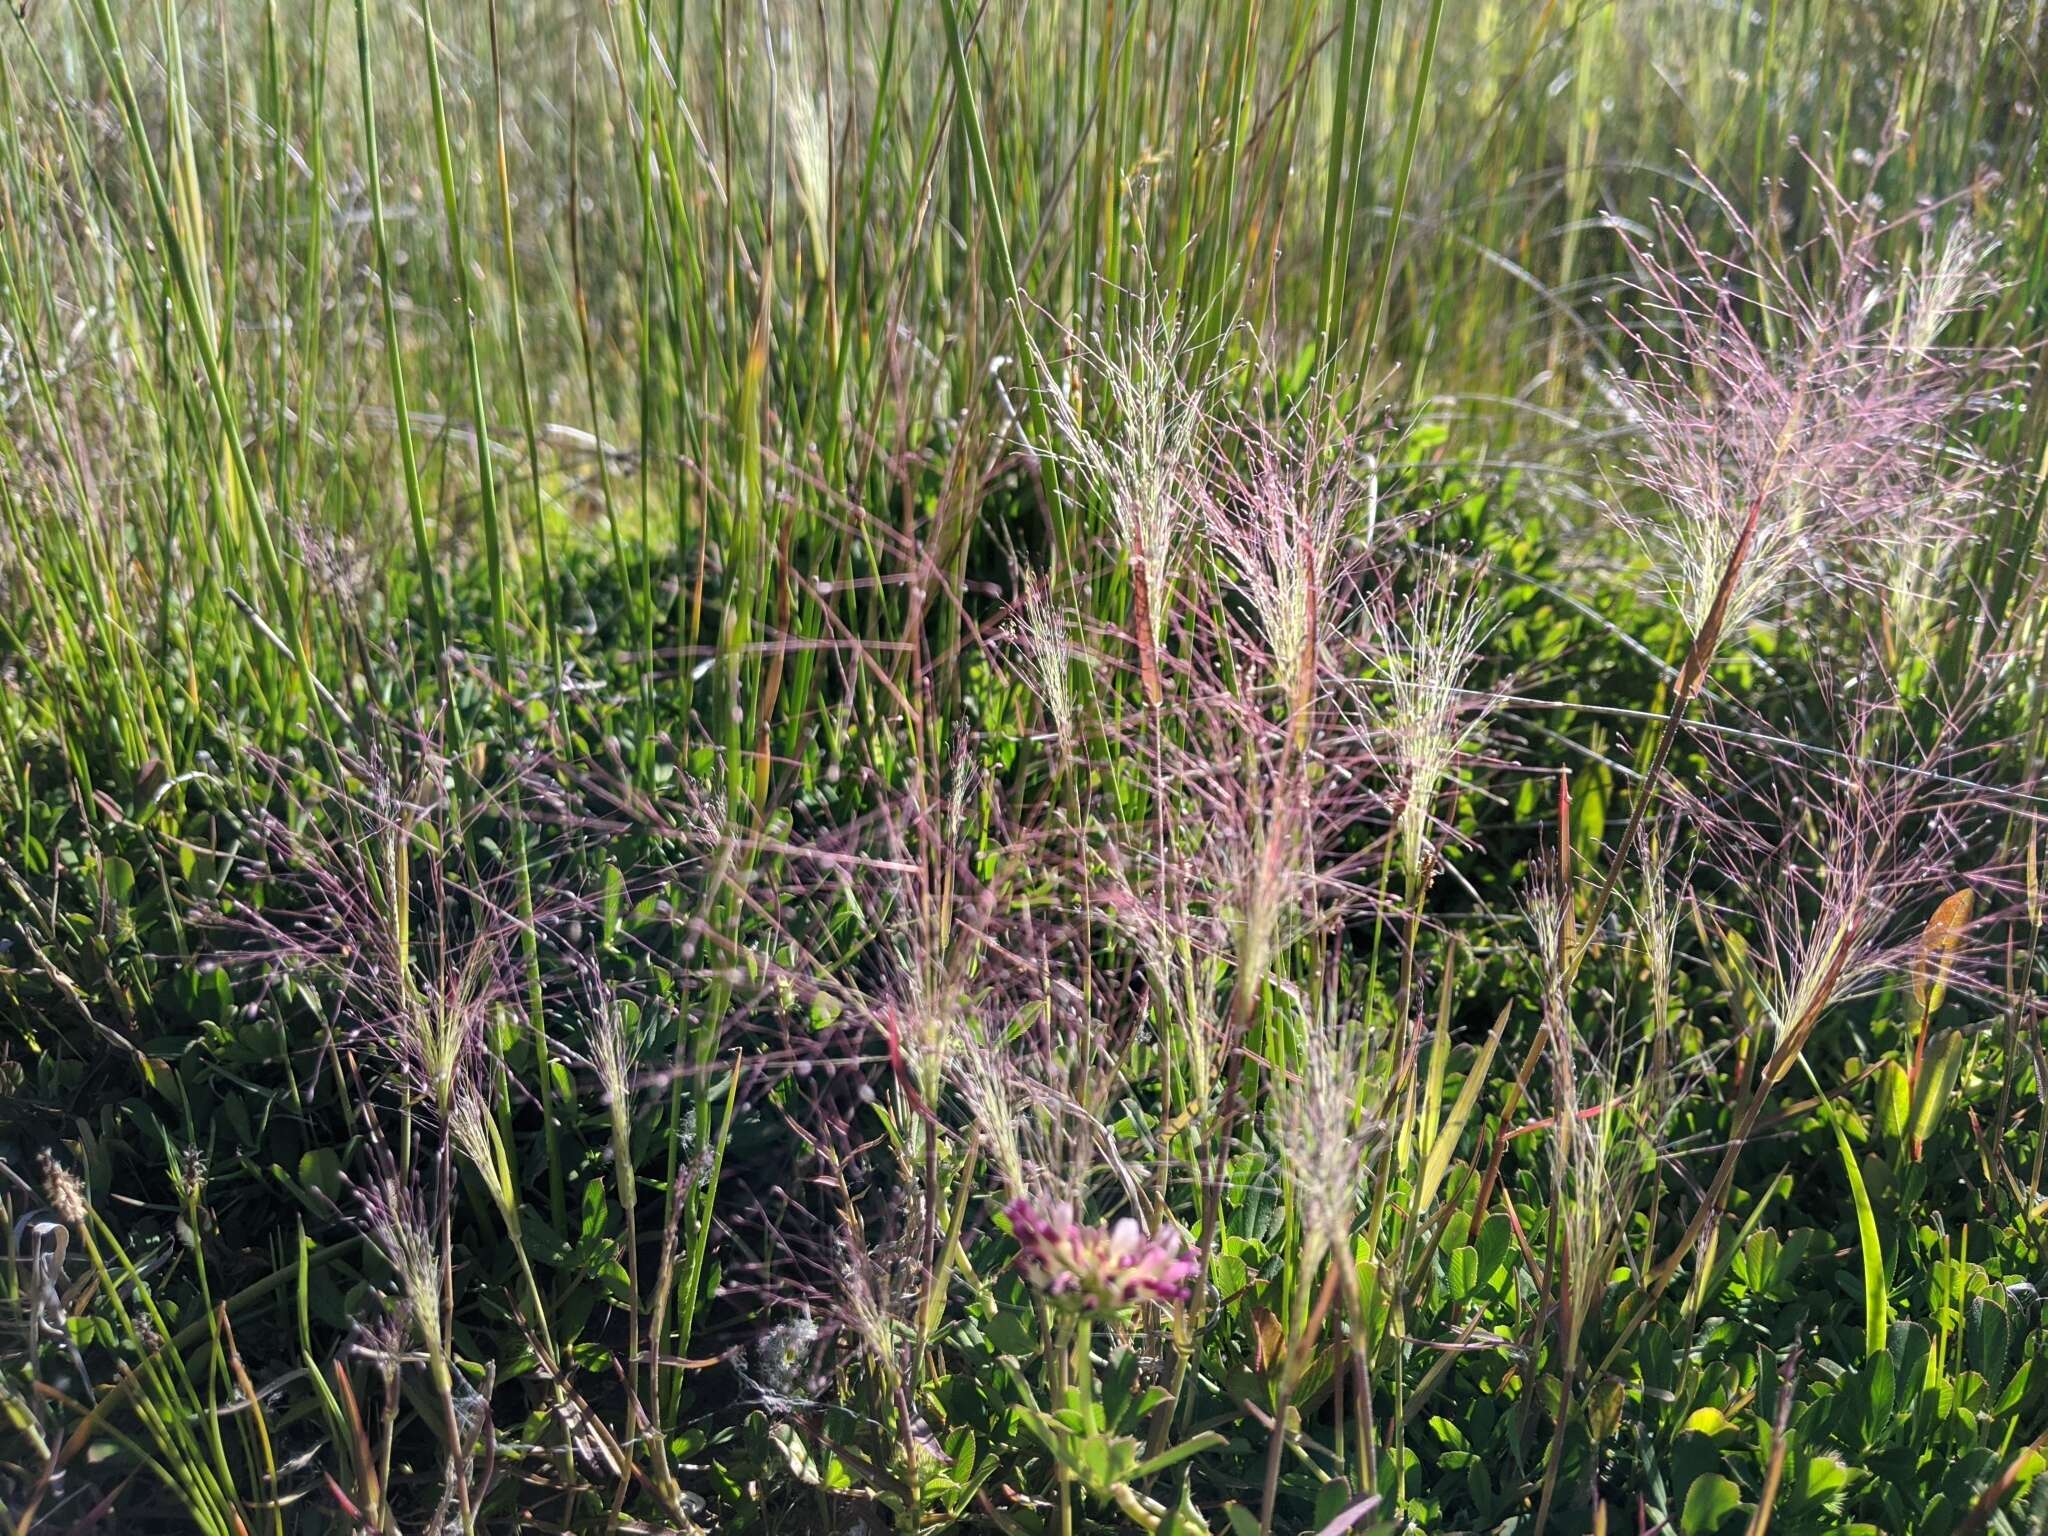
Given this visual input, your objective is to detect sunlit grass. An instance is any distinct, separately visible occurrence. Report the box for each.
[1,1,2045,1532]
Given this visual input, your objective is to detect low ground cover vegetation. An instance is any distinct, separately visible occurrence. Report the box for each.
[2,1,2046,1531]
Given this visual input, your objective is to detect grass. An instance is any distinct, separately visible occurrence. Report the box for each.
[1,0,2046,1532]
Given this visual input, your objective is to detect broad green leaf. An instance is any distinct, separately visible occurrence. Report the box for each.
[1967,1295,2012,1392]
[1680,1472,1744,1534]
[1860,1352,1898,1446]
[297,1147,343,1203]
[1474,1212,1511,1292]
[1447,1245,1479,1302]
[1790,1454,1851,1512]
[100,855,135,908]
[1685,1406,1734,1438]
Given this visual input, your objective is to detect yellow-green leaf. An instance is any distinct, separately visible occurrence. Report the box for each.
[1681,1472,1744,1534]
[1908,1029,1967,1160]
[1419,1005,1509,1212]
[1829,1106,1888,1359]
[1875,1059,1911,1143]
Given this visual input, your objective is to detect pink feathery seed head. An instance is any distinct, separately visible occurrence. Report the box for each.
[1276,1010,1383,1262]
[1005,1198,1198,1312]
[1693,716,2000,1057]
[221,734,539,1118]
[1198,419,1375,709]
[1606,163,1993,655]
[1032,292,1217,663]
[1092,678,1393,1030]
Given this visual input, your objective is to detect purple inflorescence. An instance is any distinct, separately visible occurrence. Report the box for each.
[1006,1198,1198,1312]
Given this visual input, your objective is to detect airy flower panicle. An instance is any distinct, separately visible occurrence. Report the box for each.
[1202,426,1371,712]
[1275,1011,1381,1267]
[1012,573,1077,755]
[1036,292,1213,703]
[584,986,656,1166]
[1367,558,1498,884]
[1696,713,1979,1081]
[447,1078,508,1210]
[361,1181,446,1354]
[1609,166,1991,659]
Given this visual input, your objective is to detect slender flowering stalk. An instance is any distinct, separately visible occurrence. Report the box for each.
[1102,878,1228,1109]
[360,1179,479,1534]
[446,1080,509,1212]
[1896,218,1996,370]
[1629,829,1689,1088]
[360,1181,447,1361]
[780,85,833,280]
[1590,726,1977,1385]
[948,1021,1085,1209]
[1274,1010,1381,1274]
[587,992,644,1169]
[1730,763,1966,1066]
[1573,173,1991,975]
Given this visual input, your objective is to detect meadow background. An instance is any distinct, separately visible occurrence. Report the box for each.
[1,0,2046,1531]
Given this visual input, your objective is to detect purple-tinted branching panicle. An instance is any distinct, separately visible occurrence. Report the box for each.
[1609,170,1992,662]
[1101,876,1229,1107]
[950,1029,1034,1201]
[764,776,1003,1119]
[1006,1198,1197,1313]
[777,77,833,280]
[1521,859,1574,1053]
[1627,829,1692,1075]
[447,1076,510,1212]
[1521,846,1656,1365]
[948,1023,1090,1208]
[1705,749,1977,1079]
[1200,425,1374,717]
[1520,853,1592,1207]
[1875,465,1997,678]
[585,988,653,1176]
[837,1233,912,1370]
[873,910,980,1111]
[1100,667,1390,1084]
[394,950,503,1121]
[1153,698,1322,1019]
[1520,849,1653,1533]
[1896,218,1998,369]
[228,741,520,1120]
